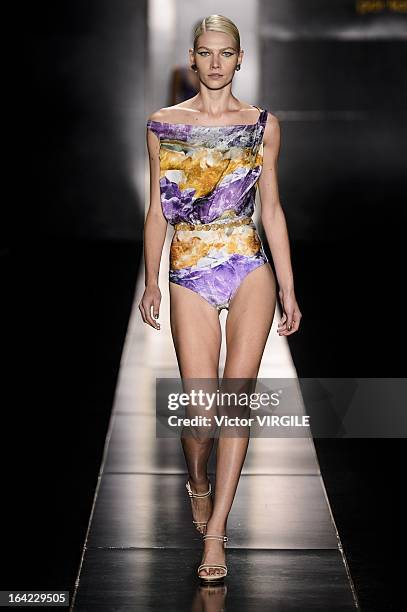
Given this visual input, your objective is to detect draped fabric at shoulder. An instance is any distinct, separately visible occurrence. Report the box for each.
[146,119,161,139]
[257,109,269,147]
[259,108,269,126]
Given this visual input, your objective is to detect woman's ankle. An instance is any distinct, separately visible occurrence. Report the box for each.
[188,475,210,492]
[206,518,227,534]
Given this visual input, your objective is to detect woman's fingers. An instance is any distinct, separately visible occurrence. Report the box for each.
[152,301,160,329]
[153,298,160,324]
[278,312,290,332]
[277,312,287,330]
[280,319,298,335]
[283,310,294,332]
[278,307,302,335]
[138,284,162,330]
[139,299,160,330]
[145,301,160,329]
[138,302,150,327]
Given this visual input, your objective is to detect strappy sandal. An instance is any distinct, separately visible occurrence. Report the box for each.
[197,534,228,584]
[185,479,212,532]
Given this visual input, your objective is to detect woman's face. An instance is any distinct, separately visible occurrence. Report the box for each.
[191,31,242,88]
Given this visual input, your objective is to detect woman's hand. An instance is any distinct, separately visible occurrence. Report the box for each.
[278,288,302,335]
[139,283,161,330]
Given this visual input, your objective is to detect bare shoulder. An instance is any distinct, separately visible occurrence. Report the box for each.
[264,111,280,130]
[147,108,167,123]
[263,111,281,146]
[147,104,193,124]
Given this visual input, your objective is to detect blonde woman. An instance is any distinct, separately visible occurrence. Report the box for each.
[141,14,302,584]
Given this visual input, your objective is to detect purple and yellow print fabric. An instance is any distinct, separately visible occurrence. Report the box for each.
[146,109,270,310]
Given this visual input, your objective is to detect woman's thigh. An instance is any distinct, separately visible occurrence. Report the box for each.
[224,263,277,379]
[169,281,222,379]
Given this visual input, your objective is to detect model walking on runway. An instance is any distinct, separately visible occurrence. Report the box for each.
[140,14,302,584]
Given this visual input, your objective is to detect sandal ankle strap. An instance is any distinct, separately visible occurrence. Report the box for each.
[198,563,227,571]
[186,480,211,498]
[203,534,228,542]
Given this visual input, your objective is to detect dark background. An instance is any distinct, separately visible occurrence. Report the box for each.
[7,1,406,609]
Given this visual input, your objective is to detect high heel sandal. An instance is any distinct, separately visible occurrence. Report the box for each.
[197,534,228,584]
[185,479,212,532]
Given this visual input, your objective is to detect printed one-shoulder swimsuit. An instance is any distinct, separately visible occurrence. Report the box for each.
[146,106,270,312]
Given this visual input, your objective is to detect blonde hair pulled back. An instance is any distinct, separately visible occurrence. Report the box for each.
[193,15,240,51]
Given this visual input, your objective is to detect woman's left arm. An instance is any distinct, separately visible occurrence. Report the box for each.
[258,112,302,335]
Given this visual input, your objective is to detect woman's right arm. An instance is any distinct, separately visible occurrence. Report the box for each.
[138,122,168,330]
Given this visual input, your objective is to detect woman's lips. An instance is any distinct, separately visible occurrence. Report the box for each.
[208,74,223,79]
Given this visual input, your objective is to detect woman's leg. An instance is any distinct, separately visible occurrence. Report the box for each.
[199,262,277,577]
[169,281,222,533]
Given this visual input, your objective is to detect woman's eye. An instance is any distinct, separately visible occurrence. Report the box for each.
[197,52,234,57]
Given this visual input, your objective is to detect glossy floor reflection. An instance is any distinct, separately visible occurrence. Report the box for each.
[74,549,356,611]
[71,214,359,610]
